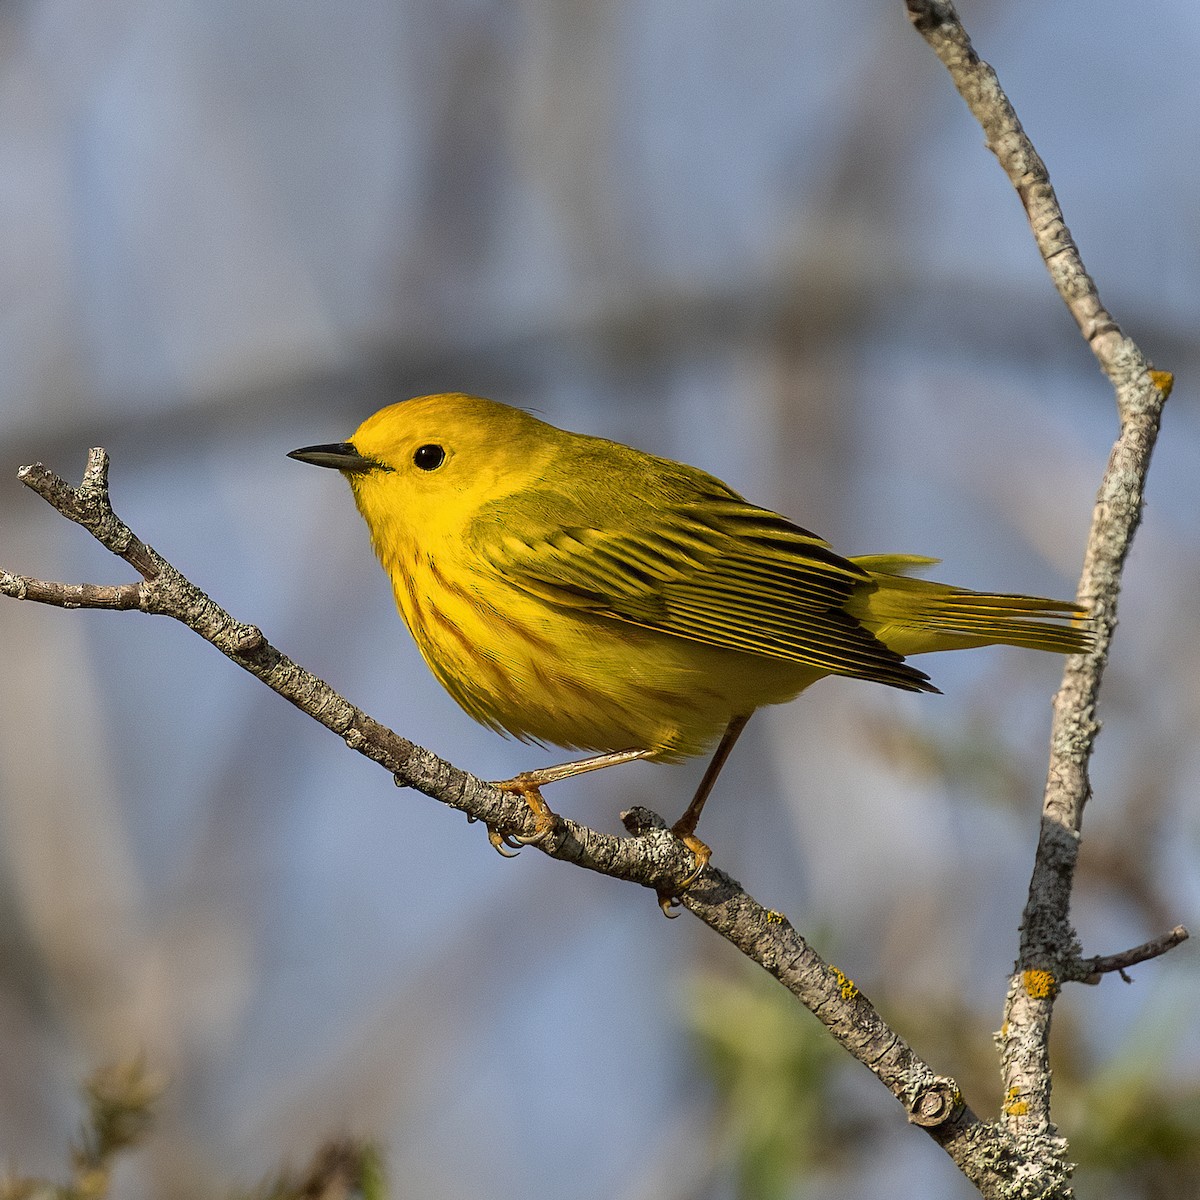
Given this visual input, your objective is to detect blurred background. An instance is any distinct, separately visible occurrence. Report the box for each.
[1,1,1198,1197]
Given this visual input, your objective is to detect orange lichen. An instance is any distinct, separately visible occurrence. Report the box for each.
[1022,968,1057,999]
[831,967,859,1001]
[1149,368,1174,397]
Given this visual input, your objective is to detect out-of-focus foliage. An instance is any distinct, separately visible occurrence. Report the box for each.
[0,1062,385,1200]
[72,1060,163,1198]
[694,961,1200,1200]
[1067,1025,1200,1198]
[0,1061,162,1200]
[688,964,866,1200]
[237,1137,387,1200]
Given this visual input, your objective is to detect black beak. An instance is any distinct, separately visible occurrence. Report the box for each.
[287,442,378,473]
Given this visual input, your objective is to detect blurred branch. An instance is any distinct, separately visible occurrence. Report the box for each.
[908,0,1182,1193]
[3,447,1054,1191]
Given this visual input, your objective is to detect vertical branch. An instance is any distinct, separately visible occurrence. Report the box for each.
[1003,367,1168,1136]
[906,0,1172,1149]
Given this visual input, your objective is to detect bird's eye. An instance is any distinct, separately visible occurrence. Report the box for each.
[413,444,446,471]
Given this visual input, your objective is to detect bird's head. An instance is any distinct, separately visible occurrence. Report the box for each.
[289,393,559,555]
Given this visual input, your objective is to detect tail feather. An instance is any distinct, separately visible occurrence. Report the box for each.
[847,556,1093,659]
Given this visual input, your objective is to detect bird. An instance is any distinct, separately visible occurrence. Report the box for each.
[289,392,1091,889]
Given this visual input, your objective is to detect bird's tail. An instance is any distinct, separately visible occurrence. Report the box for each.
[846,554,1093,659]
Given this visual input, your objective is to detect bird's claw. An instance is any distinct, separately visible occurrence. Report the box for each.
[513,817,556,846]
[487,826,523,857]
[673,829,711,890]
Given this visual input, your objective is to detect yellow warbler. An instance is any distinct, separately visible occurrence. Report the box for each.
[290,393,1090,879]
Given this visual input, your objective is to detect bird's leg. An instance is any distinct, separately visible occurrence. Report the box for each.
[491,747,656,850]
[667,714,751,892]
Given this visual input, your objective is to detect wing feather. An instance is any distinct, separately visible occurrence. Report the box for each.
[484,490,935,693]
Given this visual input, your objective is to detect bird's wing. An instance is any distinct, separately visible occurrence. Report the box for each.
[484,490,934,692]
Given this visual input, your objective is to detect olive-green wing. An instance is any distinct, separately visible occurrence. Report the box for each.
[484,491,935,693]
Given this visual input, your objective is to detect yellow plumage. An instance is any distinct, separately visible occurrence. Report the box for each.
[290,393,1090,876]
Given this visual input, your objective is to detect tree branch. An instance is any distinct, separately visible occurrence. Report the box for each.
[3,448,1083,1197]
[907,0,1181,1190]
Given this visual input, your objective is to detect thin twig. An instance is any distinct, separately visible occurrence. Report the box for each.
[1075,926,1190,986]
[0,574,145,610]
[905,1,1122,363]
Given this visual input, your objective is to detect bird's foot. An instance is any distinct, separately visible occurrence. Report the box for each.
[655,828,712,916]
[491,774,561,848]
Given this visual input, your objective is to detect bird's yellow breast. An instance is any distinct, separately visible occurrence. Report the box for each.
[380,539,822,760]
